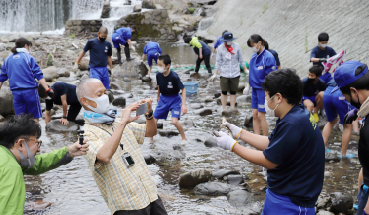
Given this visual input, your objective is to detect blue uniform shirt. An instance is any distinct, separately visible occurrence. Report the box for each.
[310,46,337,69]
[193,41,212,56]
[143,42,162,55]
[114,27,132,41]
[0,52,44,90]
[156,71,184,95]
[46,82,78,111]
[214,36,223,49]
[264,104,325,207]
[249,49,277,89]
[268,49,280,66]
[302,77,327,97]
[83,38,112,69]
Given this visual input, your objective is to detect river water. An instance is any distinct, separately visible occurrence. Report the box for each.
[22,44,360,214]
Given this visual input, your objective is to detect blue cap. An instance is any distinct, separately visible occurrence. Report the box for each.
[221,32,237,41]
[331,60,368,92]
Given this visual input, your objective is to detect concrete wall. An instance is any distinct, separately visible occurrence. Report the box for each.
[64,20,103,37]
[208,0,369,77]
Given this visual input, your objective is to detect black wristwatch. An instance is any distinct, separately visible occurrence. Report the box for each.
[62,116,67,119]
[145,110,153,119]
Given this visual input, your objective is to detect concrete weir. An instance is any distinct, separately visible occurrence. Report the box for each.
[208,0,369,77]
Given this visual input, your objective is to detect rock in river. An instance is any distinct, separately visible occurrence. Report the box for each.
[45,120,79,132]
[227,189,255,207]
[179,168,212,188]
[194,182,238,196]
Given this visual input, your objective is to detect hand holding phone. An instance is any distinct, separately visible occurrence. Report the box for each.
[136,102,149,116]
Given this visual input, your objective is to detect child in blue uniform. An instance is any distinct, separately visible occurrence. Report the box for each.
[0,38,51,122]
[112,25,137,63]
[184,37,213,75]
[247,34,278,136]
[152,55,188,143]
[302,65,327,122]
[141,41,162,76]
[213,69,324,215]
[211,30,228,58]
[74,26,113,90]
[322,80,354,157]
[310,32,337,84]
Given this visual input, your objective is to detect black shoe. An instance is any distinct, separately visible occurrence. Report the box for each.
[126,57,135,61]
[118,61,123,65]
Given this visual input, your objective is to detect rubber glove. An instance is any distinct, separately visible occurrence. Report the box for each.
[319,58,327,62]
[214,131,238,152]
[73,63,78,73]
[344,109,358,124]
[207,74,217,82]
[243,84,250,95]
[131,46,136,52]
[225,123,242,139]
[211,53,214,58]
[46,88,54,98]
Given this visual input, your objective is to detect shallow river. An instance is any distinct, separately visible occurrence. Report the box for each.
[23,43,360,215]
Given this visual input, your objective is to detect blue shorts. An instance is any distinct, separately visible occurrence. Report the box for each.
[251,88,265,112]
[89,67,110,89]
[302,95,317,106]
[320,72,333,85]
[12,88,42,119]
[112,33,127,49]
[154,94,182,120]
[323,86,354,124]
[262,189,315,215]
[147,51,159,67]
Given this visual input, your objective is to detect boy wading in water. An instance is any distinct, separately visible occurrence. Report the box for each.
[150,55,188,144]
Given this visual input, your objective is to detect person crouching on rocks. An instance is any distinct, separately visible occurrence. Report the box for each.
[0,38,52,122]
[212,69,325,214]
[184,36,213,76]
[208,32,246,111]
[141,41,162,77]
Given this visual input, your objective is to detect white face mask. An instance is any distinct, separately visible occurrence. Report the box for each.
[251,43,260,53]
[320,43,327,48]
[265,95,279,117]
[158,66,166,73]
[226,41,233,46]
[85,94,110,114]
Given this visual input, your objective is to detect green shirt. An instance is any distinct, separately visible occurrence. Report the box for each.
[0,145,72,215]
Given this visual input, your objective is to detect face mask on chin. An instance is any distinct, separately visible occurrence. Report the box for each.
[85,94,111,114]
[18,140,36,168]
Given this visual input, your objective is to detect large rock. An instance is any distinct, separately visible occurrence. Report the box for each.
[194,182,238,196]
[78,57,89,70]
[158,130,180,137]
[57,68,70,77]
[330,192,353,214]
[227,190,255,207]
[45,120,79,132]
[42,66,59,81]
[236,95,251,104]
[133,4,142,12]
[204,137,217,147]
[317,197,332,209]
[213,169,240,179]
[179,168,212,188]
[0,86,14,116]
[112,59,148,78]
[144,154,156,165]
[141,76,151,82]
[195,108,212,116]
[112,97,126,107]
[227,174,244,185]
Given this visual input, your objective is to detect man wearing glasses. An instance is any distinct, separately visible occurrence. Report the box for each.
[0,115,89,214]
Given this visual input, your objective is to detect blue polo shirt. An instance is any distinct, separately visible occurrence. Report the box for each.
[310,46,337,69]
[83,38,112,69]
[156,70,184,95]
[268,49,280,66]
[249,49,277,89]
[214,36,223,49]
[193,41,212,56]
[114,27,132,41]
[264,104,325,208]
[143,42,162,55]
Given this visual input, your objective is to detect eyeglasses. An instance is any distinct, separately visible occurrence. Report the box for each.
[24,138,42,148]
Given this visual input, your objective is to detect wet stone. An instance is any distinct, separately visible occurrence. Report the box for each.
[123,77,131,82]
[227,190,255,207]
[110,82,122,90]
[142,76,151,82]
[221,109,239,117]
[330,192,353,214]
[190,103,203,109]
[158,130,180,137]
[144,154,156,165]
[194,182,238,196]
[317,211,334,215]
[45,120,79,132]
[325,153,341,163]
[112,97,126,107]
[204,137,217,147]
[317,197,332,209]
[213,169,240,179]
[237,84,245,92]
[179,168,212,188]
[182,120,194,128]
[195,108,212,116]
[227,174,244,185]
[204,97,214,103]
[236,95,251,104]
[214,92,221,98]
[244,114,253,127]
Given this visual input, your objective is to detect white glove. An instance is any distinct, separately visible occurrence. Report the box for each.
[243,84,250,95]
[225,123,243,139]
[131,46,136,52]
[207,74,217,82]
[211,53,214,58]
[214,131,238,152]
[73,63,78,73]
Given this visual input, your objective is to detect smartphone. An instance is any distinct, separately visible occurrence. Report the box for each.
[136,102,148,116]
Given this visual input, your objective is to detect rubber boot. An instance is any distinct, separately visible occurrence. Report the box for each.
[117,48,122,65]
[125,45,134,61]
